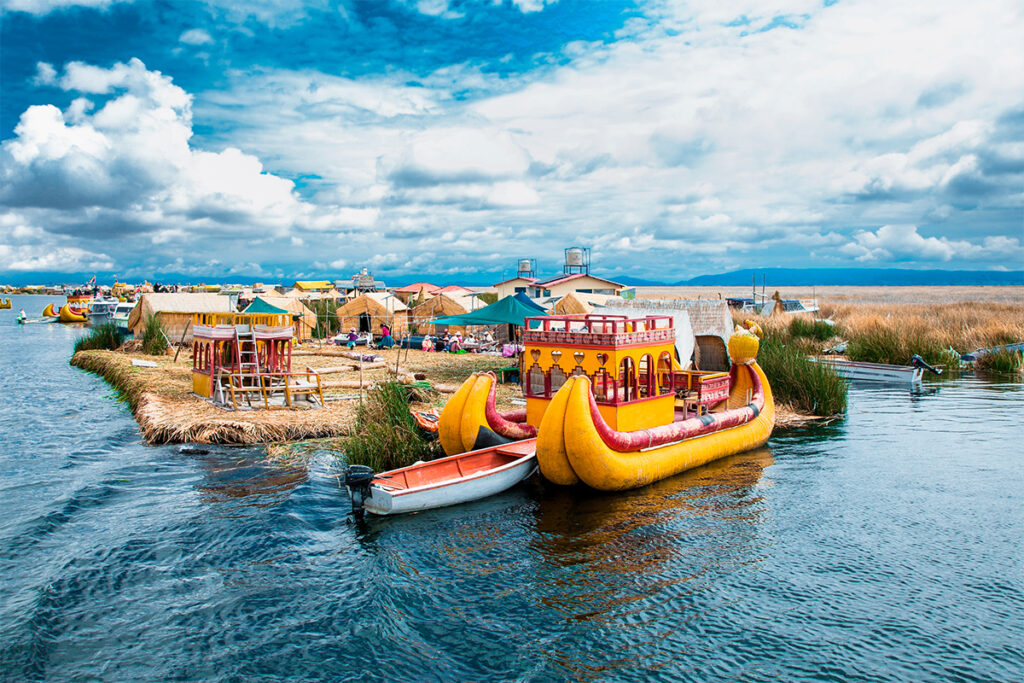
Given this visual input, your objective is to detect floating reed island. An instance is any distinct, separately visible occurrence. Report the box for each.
[70,346,518,445]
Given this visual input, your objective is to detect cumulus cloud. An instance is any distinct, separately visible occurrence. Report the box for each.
[838,224,1023,263]
[0,59,374,275]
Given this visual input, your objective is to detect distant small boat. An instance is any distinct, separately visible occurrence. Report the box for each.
[17,316,58,325]
[59,304,89,323]
[345,439,537,516]
[961,342,1024,362]
[810,355,940,386]
[111,302,136,334]
[0,298,11,310]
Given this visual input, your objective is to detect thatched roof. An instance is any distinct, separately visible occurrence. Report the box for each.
[554,291,592,315]
[608,298,732,339]
[411,293,469,319]
[128,293,233,328]
[335,292,408,318]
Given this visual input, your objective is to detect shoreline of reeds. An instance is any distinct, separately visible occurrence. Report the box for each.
[70,350,358,445]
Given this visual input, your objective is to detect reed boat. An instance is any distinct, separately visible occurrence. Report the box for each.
[438,372,537,454]
[345,439,537,516]
[0,298,11,310]
[42,304,59,317]
[441,313,775,492]
[59,303,90,323]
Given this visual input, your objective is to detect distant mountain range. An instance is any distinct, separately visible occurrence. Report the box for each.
[675,268,1024,287]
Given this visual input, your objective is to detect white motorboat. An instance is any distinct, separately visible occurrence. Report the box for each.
[111,302,136,334]
[345,439,537,516]
[810,355,941,387]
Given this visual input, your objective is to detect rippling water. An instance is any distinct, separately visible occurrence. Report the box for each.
[1,294,1022,681]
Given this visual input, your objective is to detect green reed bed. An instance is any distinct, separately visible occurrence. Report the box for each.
[845,327,947,366]
[974,348,1024,374]
[308,299,341,339]
[73,322,126,354]
[141,315,169,356]
[789,316,841,342]
[758,336,847,417]
[341,382,442,471]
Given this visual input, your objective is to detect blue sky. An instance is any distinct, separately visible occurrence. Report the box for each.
[1,0,1022,284]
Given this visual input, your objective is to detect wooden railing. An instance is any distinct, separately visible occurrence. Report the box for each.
[194,312,294,327]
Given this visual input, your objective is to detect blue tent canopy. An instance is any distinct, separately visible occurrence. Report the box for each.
[430,293,548,327]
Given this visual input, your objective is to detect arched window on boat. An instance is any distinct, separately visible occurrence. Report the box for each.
[657,351,675,395]
[592,367,611,402]
[550,364,567,395]
[526,363,546,397]
[618,357,637,403]
[638,354,655,398]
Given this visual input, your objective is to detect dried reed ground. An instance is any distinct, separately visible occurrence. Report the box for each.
[70,346,512,446]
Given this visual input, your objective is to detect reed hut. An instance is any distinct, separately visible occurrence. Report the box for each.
[244,295,318,340]
[412,293,475,335]
[128,293,234,342]
[335,293,409,337]
[554,291,592,315]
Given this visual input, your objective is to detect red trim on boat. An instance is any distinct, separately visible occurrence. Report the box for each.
[586,363,765,451]
[483,373,538,439]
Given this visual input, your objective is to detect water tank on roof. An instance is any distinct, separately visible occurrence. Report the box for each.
[518,259,532,273]
[566,248,584,266]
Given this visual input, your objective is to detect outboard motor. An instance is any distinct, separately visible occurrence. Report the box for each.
[911,355,942,376]
[345,465,376,517]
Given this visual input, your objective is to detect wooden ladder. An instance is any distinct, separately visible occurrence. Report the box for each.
[229,326,267,410]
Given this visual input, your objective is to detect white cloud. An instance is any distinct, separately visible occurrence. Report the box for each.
[838,224,1023,263]
[179,28,214,45]
[1,0,129,14]
[0,243,114,271]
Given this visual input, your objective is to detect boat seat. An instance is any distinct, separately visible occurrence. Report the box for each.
[495,441,535,457]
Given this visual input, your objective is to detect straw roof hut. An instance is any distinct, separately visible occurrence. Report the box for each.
[128,293,234,342]
[335,292,409,336]
[246,295,318,340]
[602,298,733,370]
[553,291,592,315]
[411,293,475,334]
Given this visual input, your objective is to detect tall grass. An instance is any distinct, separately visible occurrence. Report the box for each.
[758,336,848,417]
[342,382,442,471]
[739,302,1024,367]
[308,299,340,339]
[141,315,169,356]
[73,322,126,354]
[789,316,840,342]
[975,348,1024,374]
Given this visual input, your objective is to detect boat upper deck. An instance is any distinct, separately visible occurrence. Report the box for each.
[524,314,675,348]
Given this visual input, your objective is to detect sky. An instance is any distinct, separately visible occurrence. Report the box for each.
[1,0,1023,284]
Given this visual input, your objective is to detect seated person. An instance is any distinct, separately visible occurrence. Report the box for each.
[421,335,434,352]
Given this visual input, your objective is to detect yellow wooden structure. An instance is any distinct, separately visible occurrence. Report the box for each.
[191,312,323,409]
[522,314,679,431]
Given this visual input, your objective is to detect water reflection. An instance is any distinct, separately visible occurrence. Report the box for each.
[192,449,307,509]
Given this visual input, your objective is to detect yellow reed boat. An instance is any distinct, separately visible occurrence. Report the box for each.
[59,303,90,323]
[439,313,774,491]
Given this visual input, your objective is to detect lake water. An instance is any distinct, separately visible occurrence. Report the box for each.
[1,294,1022,681]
